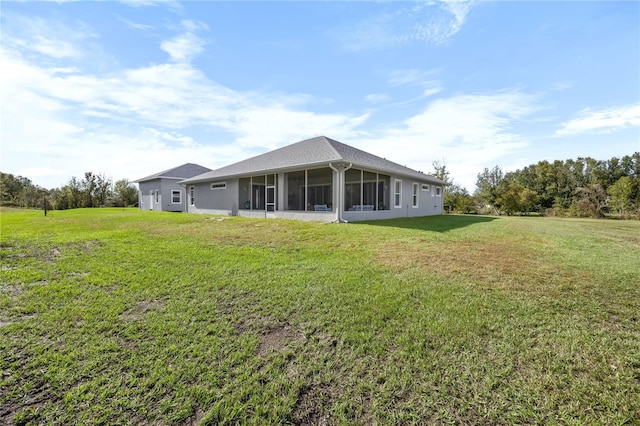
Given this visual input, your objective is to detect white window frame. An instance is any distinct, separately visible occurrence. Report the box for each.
[394,179,402,208]
[189,186,195,206]
[412,183,419,208]
[154,189,159,204]
[210,182,227,190]
[435,186,442,197]
[421,184,430,192]
[171,190,181,204]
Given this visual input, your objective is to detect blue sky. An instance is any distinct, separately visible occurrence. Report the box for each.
[2,0,639,191]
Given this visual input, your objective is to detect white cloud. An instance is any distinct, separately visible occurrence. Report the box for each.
[365,93,391,104]
[160,20,209,63]
[351,91,536,191]
[340,0,475,50]
[230,108,370,150]
[388,68,441,87]
[119,18,153,31]
[555,103,640,136]
[0,29,531,192]
[381,68,444,106]
[436,0,474,40]
[0,31,368,188]
[18,167,68,179]
[30,35,82,59]
[422,87,443,97]
[1,13,96,59]
[118,0,182,11]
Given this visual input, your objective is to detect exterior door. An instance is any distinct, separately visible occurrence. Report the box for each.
[266,186,276,211]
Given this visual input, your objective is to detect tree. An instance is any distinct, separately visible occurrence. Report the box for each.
[432,160,451,184]
[79,172,112,207]
[447,185,476,213]
[475,166,503,214]
[432,161,458,213]
[519,188,539,215]
[1,173,32,206]
[81,172,97,207]
[0,172,50,208]
[94,174,112,207]
[54,177,83,210]
[607,176,637,217]
[495,180,523,215]
[113,179,138,207]
[572,184,608,218]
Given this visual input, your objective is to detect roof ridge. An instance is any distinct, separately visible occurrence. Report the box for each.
[135,163,212,182]
[321,136,346,160]
[159,163,193,176]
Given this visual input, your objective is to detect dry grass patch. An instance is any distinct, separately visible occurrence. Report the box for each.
[375,235,575,294]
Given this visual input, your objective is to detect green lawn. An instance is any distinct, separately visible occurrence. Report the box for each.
[1,208,639,425]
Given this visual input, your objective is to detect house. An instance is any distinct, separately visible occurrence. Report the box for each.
[135,163,212,212]
[180,136,445,222]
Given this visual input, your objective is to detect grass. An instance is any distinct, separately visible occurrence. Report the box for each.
[1,208,639,425]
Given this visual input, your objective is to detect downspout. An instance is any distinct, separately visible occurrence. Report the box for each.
[329,162,352,223]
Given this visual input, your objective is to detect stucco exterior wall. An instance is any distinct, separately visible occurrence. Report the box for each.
[138,179,187,212]
[186,180,240,214]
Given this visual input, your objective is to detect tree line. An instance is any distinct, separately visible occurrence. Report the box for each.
[0,172,138,210]
[435,152,640,219]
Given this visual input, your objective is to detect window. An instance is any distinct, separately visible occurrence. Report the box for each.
[189,187,195,206]
[394,179,402,208]
[412,183,419,208]
[154,190,159,203]
[171,190,181,204]
[210,182,226,190]
[435,186,442,196]
[421,184,430,192]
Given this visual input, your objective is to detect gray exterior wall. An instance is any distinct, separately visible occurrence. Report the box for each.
[186,179,240,214]
[138,178,187,212]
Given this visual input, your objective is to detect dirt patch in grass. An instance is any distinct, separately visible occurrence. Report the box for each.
[1,240,102,265]
[184,407,206,426]
[258,324,303,357]
[120,299,165,320]
[0,379,55,425]
[0,401,22,425]
[289,329,356,425]
[292,385,332,426]
[0,284,24,298]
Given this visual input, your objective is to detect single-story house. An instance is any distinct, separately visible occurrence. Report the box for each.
[180,136,445,222]
[135,163,212,212]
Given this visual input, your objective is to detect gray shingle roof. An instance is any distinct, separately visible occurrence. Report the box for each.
[135,163,212,182]
[182,136,444,184]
